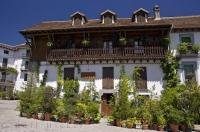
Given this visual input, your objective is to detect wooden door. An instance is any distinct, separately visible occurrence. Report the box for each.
[101,93,113,116]
[103,67,114,89]
[64,68,74,80]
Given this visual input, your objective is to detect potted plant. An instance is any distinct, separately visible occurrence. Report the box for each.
[119,37,127,46]
[191,44,200,54]
[120,120,127,128]
[167,108,184,132]
[135,119,142,129]
[81,39,90,47]
[107,116,114,125]
[126,118,136,128]
[178,43,188,54]
[161,37,170,47]
[157,115,166,131]
[47,41,53,47]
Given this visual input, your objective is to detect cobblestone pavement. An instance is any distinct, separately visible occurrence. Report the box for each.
[0,100,157,132]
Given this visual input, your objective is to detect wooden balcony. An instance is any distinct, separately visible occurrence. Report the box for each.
[47,46,167,61]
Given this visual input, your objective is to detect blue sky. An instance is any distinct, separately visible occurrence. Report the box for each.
[0,0,199,45]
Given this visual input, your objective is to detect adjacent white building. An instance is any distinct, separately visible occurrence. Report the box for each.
[0,43,30,96]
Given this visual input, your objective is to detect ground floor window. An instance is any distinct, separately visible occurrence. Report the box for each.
[64,68,74,80]
[135,67,147,90]
[182,62,196,82]
[24,73,28,81]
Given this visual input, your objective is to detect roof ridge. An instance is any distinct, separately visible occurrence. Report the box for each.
[162,15,200,19]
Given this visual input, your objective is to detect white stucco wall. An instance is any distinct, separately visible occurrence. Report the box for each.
[170,32,200,85]
[41,63,164,96]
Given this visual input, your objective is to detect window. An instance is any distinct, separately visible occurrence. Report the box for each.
[4,50,9,54]
[64,68,74,80]
[180,34,194,43]
[134,67,147,90]
[24,73,28,81]
[1,72,6,82]
[2,58,8,67]
[182,63,196,82]
[25,61,29,69]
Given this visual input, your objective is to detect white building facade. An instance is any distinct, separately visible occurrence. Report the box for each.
[0,43,30,96]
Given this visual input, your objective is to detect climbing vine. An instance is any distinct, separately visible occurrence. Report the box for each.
[56,64,63,97]
[160,52,180,88]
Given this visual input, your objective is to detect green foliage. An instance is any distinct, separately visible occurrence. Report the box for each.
[52,98,66,118]
[112,65,132,120]
[40,70,48,86]
[119,37,127,45]
[56,64,63,97]
[47,41,53,47]
[63,79,79,117]
[160,53,179,88]
[42,86,55,113]
[81,40,90,47]
[191,44,200,54]
[161,37,170,47]
[178,43,188,54]
[0,66,18,74]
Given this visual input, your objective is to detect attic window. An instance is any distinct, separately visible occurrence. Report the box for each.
[132,8,149,23]
[100,10,116,24]
[70,11,87,26]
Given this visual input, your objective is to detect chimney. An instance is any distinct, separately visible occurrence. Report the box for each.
[154,5,160,20]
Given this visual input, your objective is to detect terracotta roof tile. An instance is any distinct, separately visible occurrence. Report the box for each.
[20,15,200,33]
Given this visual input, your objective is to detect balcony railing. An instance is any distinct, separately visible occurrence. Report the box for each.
[47,47,167,61]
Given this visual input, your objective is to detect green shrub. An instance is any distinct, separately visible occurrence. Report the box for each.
[191,44,200,54]
[178,43,188,54]
[161,37,170,47]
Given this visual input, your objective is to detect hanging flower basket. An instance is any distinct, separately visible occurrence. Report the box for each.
[47,41,54,47]
[81,40,90,47]
[119,37,127,46]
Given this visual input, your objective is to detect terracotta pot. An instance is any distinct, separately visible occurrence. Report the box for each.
[85,118,90,124]
[126,124,133,128]
[142,124,149,129]
[152,123,158,130]
[59,117,68,123]
[38,113,44,120]
[44,112,51,121]
[170,123,179,132]
[115,120,121,127]
[158,126,164,131]
[32,114,38,119]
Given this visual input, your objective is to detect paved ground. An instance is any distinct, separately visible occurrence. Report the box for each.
[0,100,157,132]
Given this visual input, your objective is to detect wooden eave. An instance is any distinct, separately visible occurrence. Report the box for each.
[20,24,172,36]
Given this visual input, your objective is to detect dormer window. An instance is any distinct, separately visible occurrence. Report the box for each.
[70,11,87,26]
[100,10,116,24]
[132,8,149,23]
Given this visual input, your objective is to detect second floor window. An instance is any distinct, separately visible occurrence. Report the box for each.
[4,50,9,54]
[2,58,8,67]
[180,34,194,44]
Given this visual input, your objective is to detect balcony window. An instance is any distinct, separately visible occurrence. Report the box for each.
[4,50,9,54]
[180,34,194,44]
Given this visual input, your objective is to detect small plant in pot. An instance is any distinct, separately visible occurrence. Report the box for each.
[178,43,188,54]
[119,37,127,46]
[126,118,136,128]
[157,115,166,131]
[167,108,184,132]
[161,37,170,47]
[191,44,200,54]
[135,119,142,129]
[81,39,90,48]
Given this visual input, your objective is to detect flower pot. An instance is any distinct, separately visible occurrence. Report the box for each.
[170,123,179,132]
[152,123,158,130]
[32,114,38,119]
[126,123,133,128]
[135,123,142,129]
[38,113,44,120]
[158,126,164,131]
[44,112,51,121]
[142,124,149,130]
[85,118,91,124]
[115,120,121,127]
[59,117,68,123]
